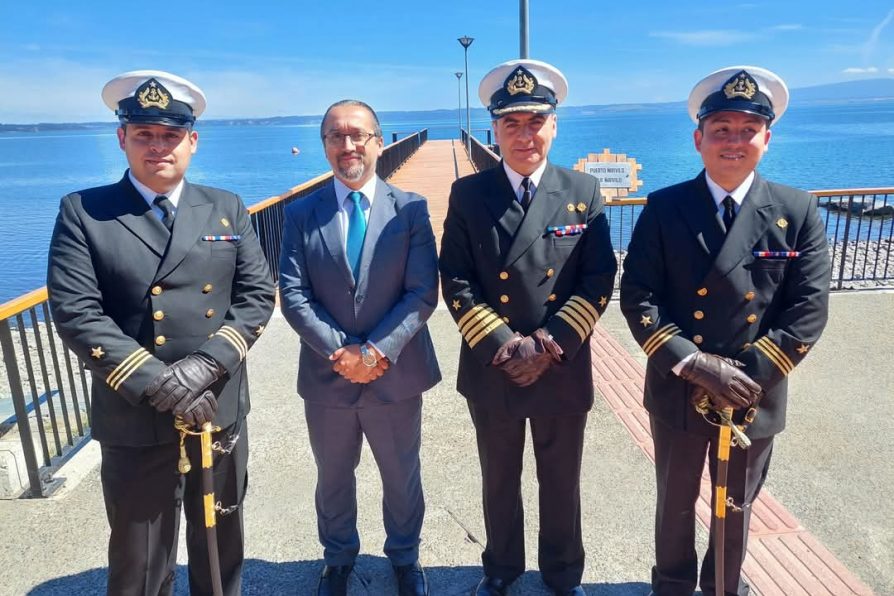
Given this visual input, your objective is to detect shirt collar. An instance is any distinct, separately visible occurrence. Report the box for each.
[705,171,754,209]
[128,170,185,209]
[502,160,548,196]
[333,176,379,210]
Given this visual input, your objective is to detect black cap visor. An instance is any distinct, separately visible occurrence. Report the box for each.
[116,97,196,128]
[697,91,775,123]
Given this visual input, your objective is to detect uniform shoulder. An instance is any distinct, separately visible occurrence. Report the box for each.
[763,179,813,201]
[647,178,699,206]
[452,167,496,193]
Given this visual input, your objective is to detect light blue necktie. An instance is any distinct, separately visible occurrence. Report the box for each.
[346,191,367,280]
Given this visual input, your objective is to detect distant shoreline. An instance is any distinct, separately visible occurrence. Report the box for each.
[3,91,894,133]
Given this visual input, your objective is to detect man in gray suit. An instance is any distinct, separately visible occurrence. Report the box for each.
[279,99,441,596]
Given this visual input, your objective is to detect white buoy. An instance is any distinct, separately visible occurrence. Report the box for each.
[291,147,300,155]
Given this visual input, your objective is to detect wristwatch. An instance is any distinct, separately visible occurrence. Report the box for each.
[360,343,378,368]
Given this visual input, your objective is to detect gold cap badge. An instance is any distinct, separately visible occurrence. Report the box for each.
[136,79,171,110]
[723,71,758,100]
[506,68,536,96]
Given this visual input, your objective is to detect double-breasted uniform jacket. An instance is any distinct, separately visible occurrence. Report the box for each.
[620,171,830,438]
[278,178,441,405]
[439,162,617,418]
[48,173,275,446]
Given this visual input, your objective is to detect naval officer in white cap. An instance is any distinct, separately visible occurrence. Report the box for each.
[48,70,274,595]
[620,66,830,595]
[439,59,617,596]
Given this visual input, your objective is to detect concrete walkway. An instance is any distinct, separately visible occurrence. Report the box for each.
[0,292,891,595]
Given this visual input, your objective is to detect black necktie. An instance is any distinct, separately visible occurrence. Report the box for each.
[520,177,532,211]
[722,195,736,233]
[154,195,175,231]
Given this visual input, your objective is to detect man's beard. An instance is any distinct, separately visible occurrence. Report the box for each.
[337,156,365,182]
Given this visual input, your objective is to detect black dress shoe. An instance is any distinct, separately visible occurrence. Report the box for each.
[394,561,429,596]
[317,564,353,596]
[474,575,511,596]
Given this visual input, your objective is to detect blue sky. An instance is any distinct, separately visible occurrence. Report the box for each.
[1,1,893,122]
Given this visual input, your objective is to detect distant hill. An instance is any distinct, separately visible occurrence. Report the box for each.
[790,78,894,102]
[3,79,894,132]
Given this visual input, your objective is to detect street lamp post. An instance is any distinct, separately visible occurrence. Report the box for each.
[458,35,474,156]
[454,72,463,141]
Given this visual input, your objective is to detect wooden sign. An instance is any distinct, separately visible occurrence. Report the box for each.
[573,148,643,199]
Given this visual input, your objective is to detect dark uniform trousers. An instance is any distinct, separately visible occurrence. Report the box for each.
[620,171,830,596]
[439,163,617,590]
[47,173,274,596]
[101,424,249,596]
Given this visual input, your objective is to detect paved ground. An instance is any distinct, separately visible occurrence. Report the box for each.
[0,291,890,595]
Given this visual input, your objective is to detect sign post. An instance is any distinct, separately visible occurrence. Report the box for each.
[573,148,643,199]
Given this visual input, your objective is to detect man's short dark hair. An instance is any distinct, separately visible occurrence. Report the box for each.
[320,99,382,139]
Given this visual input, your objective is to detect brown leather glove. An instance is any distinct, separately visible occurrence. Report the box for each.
[144,352,224,413]
[679,352,762,410]
[176,390,218,427]
[491,333,525,367]
[499,328,563,387]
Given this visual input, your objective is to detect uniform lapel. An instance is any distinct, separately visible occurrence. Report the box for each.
[313,182,354,288]
[113,174,168,257]
[355,178,394,294]
[674,171,724,257]
[155,181,214,281]
[482,165,525,241]
[504,163,567,267]
[709,172,774,279]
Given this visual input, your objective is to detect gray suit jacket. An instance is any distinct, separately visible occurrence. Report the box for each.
[279,177,441,406]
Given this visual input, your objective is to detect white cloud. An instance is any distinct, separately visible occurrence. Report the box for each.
[770,24,803,31]
[649,30,756,46]
[889,68,894,74]
[842,66,880,73]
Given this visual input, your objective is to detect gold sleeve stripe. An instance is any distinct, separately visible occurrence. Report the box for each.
[107,347,150,388]
[560,304,593,335]
[468,318,506,349]
[459,306,497,337]
[643,324,680,357]
[754,337,793,375]
[568,295,599,323]
[216,327,247,360]
[109,350,153,391]
[564,300,597,329]
[220,325,249,354]
[463,311,500,341]
[457,304,487,328]
[556,311,588,342]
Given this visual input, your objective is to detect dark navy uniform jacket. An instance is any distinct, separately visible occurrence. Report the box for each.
[620,171,830,438]
[48,173,275,446]
[439,163,617,418]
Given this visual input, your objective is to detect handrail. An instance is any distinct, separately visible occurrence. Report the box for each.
[0,288,48,322]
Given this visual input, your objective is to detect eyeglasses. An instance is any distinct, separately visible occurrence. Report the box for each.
[323,131,380,147]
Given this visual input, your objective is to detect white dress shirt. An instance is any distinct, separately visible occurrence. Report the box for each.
[502,160,548,204]
[128,170,185,220]
[333,176,378,250]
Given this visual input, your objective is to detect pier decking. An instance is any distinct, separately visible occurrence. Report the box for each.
[0,140,890,595]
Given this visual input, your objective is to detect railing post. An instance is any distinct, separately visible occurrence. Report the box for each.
[0,319,44,497]
[837,195,853,290]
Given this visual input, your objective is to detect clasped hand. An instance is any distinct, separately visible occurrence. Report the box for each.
[492,328,563,387]
[680,352,762,411]
[330,344,390,384]
[143,353,224,426]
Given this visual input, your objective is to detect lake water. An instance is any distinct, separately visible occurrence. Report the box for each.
[1,100,893,303]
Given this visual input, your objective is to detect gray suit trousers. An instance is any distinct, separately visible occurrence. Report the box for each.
[305,396,424,566]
